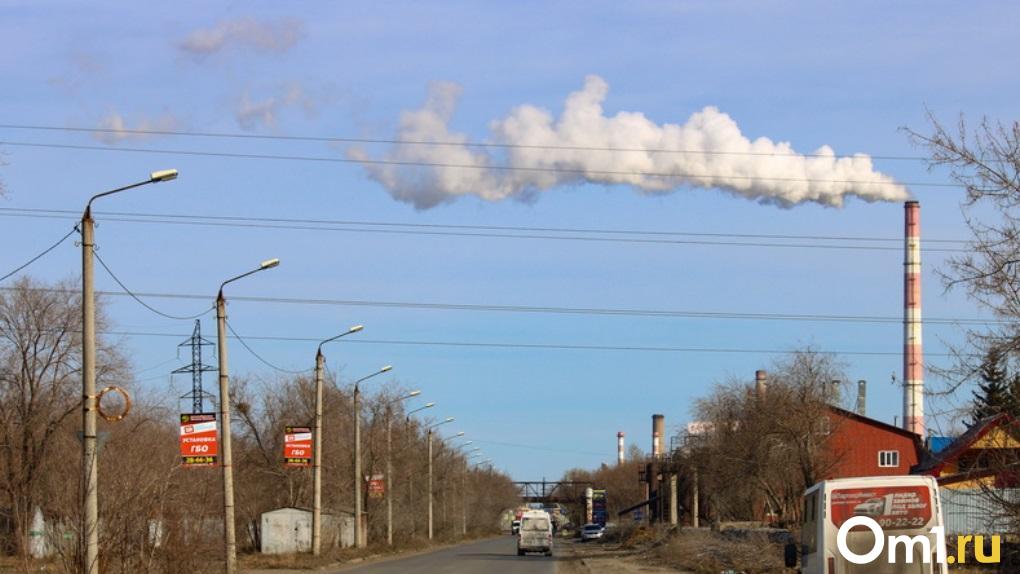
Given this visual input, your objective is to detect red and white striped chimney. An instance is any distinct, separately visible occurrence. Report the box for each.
[617,432,625,464]
[903,201,924,436]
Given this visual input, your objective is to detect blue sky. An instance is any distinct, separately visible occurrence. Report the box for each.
[1,1,1018,480]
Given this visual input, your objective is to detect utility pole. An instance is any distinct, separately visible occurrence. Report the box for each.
[427,429,433,540]
[386,407,393,546]
[313,350,324,555]
[80,169,177,574]
[351,366,392,549]
[216,258,280,574]
[312,325,362,556]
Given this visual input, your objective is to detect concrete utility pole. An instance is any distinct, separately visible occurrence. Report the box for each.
[81,169,177,574]
[403,403,433,539]
[352,365,393,548]
[313,326,364,556]
[216,258,280,574]
[426,417,455,540]
[382,391,420,546]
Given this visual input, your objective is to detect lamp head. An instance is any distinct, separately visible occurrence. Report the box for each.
[455,431,465,437]
[349,325,364,333]
[380,365,393,373]
[149,169,178,182]
[260,258,280,270]
[445,417,455,423]
[408,390,422,397]
[425,402,435,408]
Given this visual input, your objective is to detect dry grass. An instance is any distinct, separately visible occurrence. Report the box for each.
[652,529,787,574]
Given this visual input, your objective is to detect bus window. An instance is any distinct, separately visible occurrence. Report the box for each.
[802,490,818,555]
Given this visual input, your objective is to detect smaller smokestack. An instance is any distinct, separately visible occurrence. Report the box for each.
[856,380,867,416]
[617,432,625,464]
[652,414,665,457]
[829,380,841,405]
[755,369,767,400]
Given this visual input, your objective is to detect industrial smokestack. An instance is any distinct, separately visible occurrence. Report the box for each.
[903,201,925,436]
[856,380,867,416]
[830,380,841,405]
[755,370,767,400]
[652,414,665,457]
[617,432,625,464]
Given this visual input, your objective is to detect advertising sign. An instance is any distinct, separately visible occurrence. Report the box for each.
[284,426,313,467]
[592,489,608,525]
[830,485,933,531]
[179,413,218,467]
[367,474,385,498]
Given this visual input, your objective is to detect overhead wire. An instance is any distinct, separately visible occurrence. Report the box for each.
[0,206,971,244]
[0,284,1007,327]
[224,320,312,374]
[0,225,78,282]
[0,123,932,161]
[94,328,976,358]
[0,140,962,189]
[0,208,969,253]
[93,251,213,320]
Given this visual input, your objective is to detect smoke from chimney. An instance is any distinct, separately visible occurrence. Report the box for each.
[617,432,625,465]
[903,201,924,435]
[349,76,909,209]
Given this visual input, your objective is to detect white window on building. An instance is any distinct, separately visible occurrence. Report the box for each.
[878,450,900,468]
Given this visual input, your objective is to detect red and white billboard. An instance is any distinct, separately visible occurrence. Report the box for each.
[180,413,218,467]
[367,474,385,498]
[284,426,313,467]
[830,485,934,531]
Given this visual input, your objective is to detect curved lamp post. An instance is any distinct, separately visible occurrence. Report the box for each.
[311,325,363,556]
[217,258,279,574]
[353,365,393,548]
[81,169,177,574]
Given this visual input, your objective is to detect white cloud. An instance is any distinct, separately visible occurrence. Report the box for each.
[93,112,181,144]
[349,76,910,210]
[180,17,303,57]
[235,85,317,131]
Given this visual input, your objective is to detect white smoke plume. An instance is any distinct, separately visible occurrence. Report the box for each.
[179,17,303,57]
[349,76,909,209]
[236,85,317,131]
[93,111,181,144]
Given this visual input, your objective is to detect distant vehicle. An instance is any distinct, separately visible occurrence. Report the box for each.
[580,523,605,541]
[511,519,521,535]
[517,510,553,556]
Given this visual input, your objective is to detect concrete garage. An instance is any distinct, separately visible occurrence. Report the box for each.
[260,507,355,554]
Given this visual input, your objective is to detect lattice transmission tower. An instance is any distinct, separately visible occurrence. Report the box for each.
[173,319,217,413]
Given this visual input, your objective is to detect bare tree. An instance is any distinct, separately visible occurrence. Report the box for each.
[0,276,127,558]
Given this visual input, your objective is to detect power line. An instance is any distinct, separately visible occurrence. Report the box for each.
[96,328,972,358]
[93,251,213,320]
[0,123,932,162]
[0,285,1006,327]
[224,319,311,374]
[0,206,971,244]
[0,140,961,189]
[468,438,607,457]
[0,209,968,253]
[0,226,78,283]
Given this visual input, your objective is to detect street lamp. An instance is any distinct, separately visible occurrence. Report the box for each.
[216,258,279,574]
[353,365,393,548]
[426,419,456,540]
[81,169,177,574]
[462,451,482,536]
[404,402,433,538]
[382,390,420,546]
[312,325,363,556]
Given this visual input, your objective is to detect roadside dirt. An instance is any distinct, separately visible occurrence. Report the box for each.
[557,539,691,574]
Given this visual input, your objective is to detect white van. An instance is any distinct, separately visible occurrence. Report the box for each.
[517,509,553,556]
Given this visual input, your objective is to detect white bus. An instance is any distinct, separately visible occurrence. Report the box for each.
[786,475,948,574]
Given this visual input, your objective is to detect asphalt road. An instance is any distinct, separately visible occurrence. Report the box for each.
[331,536,560,574]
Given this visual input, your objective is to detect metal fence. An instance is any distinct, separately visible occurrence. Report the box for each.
[941,488,1020,535]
